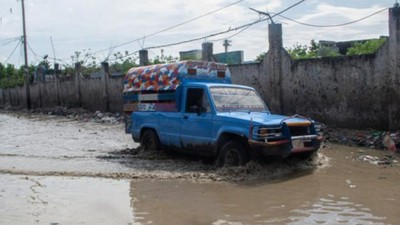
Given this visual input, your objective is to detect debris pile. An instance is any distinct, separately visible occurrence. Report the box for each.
[324,126,399,152]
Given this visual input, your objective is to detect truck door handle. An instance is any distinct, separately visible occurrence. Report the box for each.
[183,115,188,119]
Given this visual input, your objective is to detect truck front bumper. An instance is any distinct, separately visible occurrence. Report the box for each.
[248,135,323,158]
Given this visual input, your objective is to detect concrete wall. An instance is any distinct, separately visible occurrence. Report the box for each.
[0,63,125,113]
[285,48,391,129]
[80,78,105,112]
[59,79,78,108]
[389,7,400,129]
[230,7,400,130]
[108,76,124,112]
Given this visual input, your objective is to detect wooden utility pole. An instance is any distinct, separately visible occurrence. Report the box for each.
[21,0,31,109]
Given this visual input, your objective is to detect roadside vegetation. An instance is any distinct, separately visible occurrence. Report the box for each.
[0,50,178,89]
[256,38,387,61]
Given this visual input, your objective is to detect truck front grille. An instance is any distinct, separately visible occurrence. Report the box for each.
[288,126,310,136]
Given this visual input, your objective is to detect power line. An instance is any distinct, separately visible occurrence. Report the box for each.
[22,0,300,65]
[274,7,388,28]
[145,2,388,52]
[91,0,244,55]
[145,0,307,51]
[211,15,268,42]
[276,0,306,17]
[4,38,21,64]
[0,36,21,47]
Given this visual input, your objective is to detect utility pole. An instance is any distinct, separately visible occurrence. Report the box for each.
[223,39,231,53]
[21,0,31,109]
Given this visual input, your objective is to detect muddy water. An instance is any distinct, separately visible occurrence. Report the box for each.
[0,112,399,225]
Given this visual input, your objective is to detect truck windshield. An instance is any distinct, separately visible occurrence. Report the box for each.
[210,87,269,113]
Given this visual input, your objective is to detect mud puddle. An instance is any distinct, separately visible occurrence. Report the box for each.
[1,112,399,224]
[0,112,326,182]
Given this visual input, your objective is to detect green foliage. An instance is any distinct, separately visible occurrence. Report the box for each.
[286,39,341,59]
[151,50,178,65]
[318,46,341,57]
[346,38,386,56]
[110,51,138,73]
[287,43,313,59]
[0,63,25,88]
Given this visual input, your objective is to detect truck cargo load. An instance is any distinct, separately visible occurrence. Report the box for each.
[123,61,231,93]
[123,61,231,112]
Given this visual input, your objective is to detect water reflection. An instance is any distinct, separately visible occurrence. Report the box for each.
[129,178,388,225]
[288,195,387,225]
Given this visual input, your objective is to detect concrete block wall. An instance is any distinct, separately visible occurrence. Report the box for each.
[80,78,105,112]
[59,79,78,108]
[107,77,124,112]
[230,8,400,130]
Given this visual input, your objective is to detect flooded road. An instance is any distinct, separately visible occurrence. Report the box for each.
[0,111,399,225]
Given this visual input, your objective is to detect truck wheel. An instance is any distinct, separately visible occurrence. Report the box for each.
[140,130,160,151]
[218,140,249,167]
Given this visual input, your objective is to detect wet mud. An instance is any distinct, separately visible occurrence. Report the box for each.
[0,111,399,224]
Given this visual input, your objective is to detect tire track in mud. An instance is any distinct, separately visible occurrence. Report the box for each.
[0,146,329,183]
[0,112,330,183]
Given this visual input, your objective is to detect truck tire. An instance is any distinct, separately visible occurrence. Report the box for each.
[218,140,249,167]
[140,130,161,151]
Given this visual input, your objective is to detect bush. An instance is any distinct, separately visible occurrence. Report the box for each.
[346,38,386,56]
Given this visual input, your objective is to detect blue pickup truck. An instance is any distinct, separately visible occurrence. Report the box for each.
[123,61,322,167]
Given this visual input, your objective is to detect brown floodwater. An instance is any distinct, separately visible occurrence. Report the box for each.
[0,111,399,225]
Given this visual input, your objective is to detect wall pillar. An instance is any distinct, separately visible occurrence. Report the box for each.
[74,62,82,107]
[264,23,284,114]
[202,42,214,61]
[139,50,149,66]
[54,63,61,106]
[101,62,110,112]
[388,6,400,129]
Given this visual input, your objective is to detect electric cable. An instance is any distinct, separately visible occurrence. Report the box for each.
[91,0,245,55]
[274,7,388,28]
[144,0,306,50]
[3,38,21,64]
[0,37,21,47]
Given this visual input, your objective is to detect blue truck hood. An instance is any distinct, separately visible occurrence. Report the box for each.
[215,112,313,126]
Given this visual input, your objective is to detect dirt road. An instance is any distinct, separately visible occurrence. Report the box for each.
[0,112,399,225]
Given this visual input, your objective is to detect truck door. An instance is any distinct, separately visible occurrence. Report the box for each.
[180,87,213,152]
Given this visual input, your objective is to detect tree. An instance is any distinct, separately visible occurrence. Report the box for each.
[110,51,138,73]
[287,43,309,59]
[0,63,5,80]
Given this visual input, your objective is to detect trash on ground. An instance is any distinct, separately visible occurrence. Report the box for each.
[358,154,397,166]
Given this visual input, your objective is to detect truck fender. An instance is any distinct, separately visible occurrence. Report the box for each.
[215,126,250,154]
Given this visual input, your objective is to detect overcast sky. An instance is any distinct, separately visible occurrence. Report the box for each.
[0,0,396,67]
